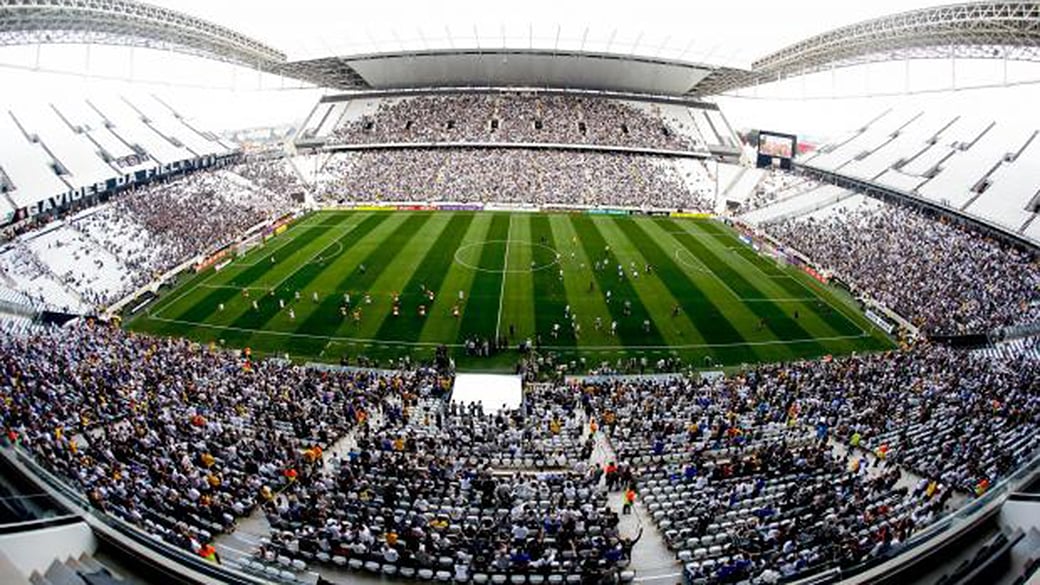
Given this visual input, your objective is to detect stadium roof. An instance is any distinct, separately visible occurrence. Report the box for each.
[278,50,717,96]
[694,1,1040,96]
[2,0,1040,97]
[0,0,286,68]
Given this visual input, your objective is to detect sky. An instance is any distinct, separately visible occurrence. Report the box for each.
[1,0,1039,139]
[142,0,953,66]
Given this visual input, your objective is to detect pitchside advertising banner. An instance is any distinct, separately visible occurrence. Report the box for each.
[195,248,230,272]
[484,203,537,212]
[670,211,713,218]
[865,309,896,334]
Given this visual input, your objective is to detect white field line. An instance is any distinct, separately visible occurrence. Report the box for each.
[494,215,513,338]
[146,314,870,351]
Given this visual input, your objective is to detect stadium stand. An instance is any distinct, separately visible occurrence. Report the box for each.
[761,194,1040,335]
[839,111,958,182]
[0,163,299,312]
[973,336,1040,362]
[50,99,155,176]
[803,108,1040,244]
[0,97,242,220]
[917,122,1034,212]
[28,554,134,585]
[11,105,117,197]
[718,166,765,207]
[0,110,72,212]
[738,184,855,226]
[743,171,819,211]
[4,319,1037,584]
[320,148,715,209]
[882,115,992,191]
[965,133,1040,232]
[318,93,713,153]
[230,158,310,200]
[0,241,84,312]
[21,222,131,310]
[88,97,195,168]
[0,321,450,574]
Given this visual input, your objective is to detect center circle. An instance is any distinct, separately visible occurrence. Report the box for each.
[454,240,561,274]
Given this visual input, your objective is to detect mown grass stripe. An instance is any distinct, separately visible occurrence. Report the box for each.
[549,215,620,352]
[529,215,573,345]
[226,213,353,288]
[614,216,743,344]
[569,214,665,347]
[304,213,431,323]
[498,216,536,342]
[419,215,492,344]
[662,218,827,355]
[457,214,510,341]
[692,221,863,336]
[162,212,356,325]
[376,213,475,341]
[230,213,392,331]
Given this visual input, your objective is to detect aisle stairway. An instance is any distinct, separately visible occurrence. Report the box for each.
[29,554,139,585]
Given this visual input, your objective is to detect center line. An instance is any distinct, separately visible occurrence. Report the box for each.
[495,215,513,339]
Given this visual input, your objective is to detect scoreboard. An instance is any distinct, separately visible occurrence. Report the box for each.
[756,131,798,170]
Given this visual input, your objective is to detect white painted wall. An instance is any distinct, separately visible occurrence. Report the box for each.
[0,522,95,577]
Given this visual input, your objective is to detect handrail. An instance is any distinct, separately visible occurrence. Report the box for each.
[0,513,82,534]
[3,446,270,585]
[806,446,1040,584]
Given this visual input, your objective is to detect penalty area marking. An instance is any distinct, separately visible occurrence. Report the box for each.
[673,247,711,274]
[306,240,343,264]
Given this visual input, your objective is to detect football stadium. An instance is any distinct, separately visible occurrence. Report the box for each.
[0,1,1039,585]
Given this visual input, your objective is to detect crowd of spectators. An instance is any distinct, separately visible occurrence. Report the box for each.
[764,204,1040,334]
[0,321,447,559]
[0,316,1036,583]
[0,166,299,312]
[321,149,715,210]
[0,241,85,312]
[742,171,817,212]
[258,385,635,582]
[231,158,309,199]
[3,318,1036,583]
[329,93,704,152]
[575,342,1038,582]
[116,170,291,261]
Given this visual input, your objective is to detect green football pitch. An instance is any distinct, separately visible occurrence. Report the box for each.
[126,210,894,371]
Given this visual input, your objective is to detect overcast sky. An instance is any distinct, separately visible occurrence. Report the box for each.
[142,0,953,66]
[1,0,1038,139]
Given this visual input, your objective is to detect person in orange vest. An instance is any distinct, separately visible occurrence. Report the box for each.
[605,461,619,491]
[198,543,220,564]
[622,487,636,515]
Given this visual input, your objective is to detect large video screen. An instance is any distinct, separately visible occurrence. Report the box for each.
[758,132,796,159]
[756,130,798,170]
